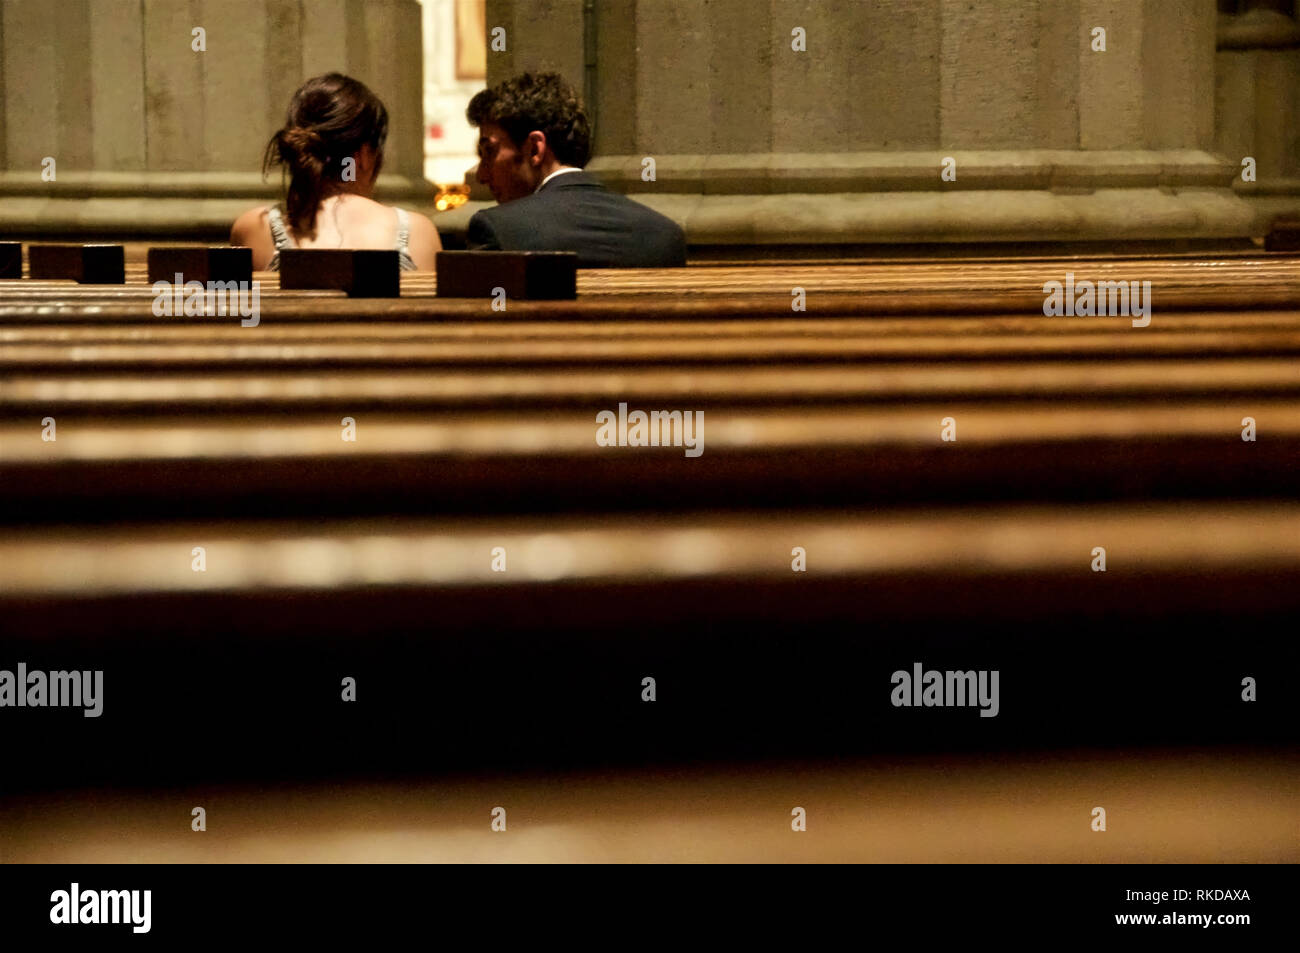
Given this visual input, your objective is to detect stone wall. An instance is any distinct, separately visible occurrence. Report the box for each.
[436,0,1279,251]
[1215,0,1300,226]
[3,0,1295,248]
[0,0,430,236]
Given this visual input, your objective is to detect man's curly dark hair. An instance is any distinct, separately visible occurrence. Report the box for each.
[466,72,592,168]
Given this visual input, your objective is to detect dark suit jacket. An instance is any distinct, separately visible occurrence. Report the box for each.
[466,171,687,267]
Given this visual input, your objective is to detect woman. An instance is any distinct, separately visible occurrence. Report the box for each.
[232,73,440,271]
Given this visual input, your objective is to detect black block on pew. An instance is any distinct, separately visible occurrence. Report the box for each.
[27,244,125,284]
[147,246,253,285]
[278,249,400,298]
[436,250,578,300]
[1265,216,1300,252]
[0,242,21,279]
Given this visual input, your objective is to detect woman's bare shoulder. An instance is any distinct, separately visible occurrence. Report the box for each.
[403,209,442,270]
[230,205,272,244]
[406,207,434,225]
[406,210,439,238]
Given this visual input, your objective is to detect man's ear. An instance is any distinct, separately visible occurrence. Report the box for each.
[526,130,548,166]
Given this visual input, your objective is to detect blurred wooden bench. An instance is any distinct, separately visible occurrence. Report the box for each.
[0,249,1295,798]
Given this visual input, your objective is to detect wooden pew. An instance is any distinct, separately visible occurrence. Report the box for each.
[5,314,1300,367]
[0,499,1294,792]
[0,249,1295,810]
[1,402,1295,523]
[5,748,1297,863]
[3,500,1299,614]
[4,256,1295,527]
[3,253,1300,308]
[3,359,1298,414]
[2,253,1297,536]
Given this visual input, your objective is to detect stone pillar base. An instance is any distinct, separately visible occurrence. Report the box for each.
[0,172,435,239]
[435,150,1262,251]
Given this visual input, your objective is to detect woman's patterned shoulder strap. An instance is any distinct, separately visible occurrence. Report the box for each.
[394,207,416,271]
[395,207,411,250]
[266,206,295,250]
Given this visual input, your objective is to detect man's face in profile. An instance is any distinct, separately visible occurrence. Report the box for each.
[476,121,538,203]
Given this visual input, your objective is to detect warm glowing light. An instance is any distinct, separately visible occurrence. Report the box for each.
[434,184,471,212]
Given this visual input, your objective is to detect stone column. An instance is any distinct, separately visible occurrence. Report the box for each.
[0,0,430,237]
[1215,0,1300,227]
[456,0,1259,252]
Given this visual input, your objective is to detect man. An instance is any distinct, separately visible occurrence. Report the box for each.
[465,72,686,268]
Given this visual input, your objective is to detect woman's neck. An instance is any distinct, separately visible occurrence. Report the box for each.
[321,179,374,201]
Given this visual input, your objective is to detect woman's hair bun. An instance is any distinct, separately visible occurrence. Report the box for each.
[279,126,325,158]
